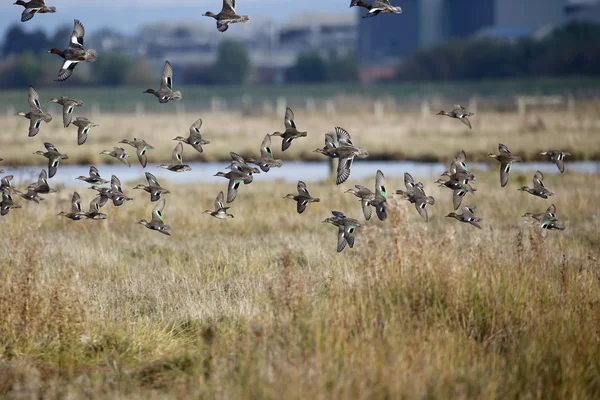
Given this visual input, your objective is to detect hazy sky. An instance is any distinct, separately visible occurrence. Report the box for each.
[2,0,352,36]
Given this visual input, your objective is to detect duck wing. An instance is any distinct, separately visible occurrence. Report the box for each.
[375,170,387,200]
[111,175,124,194]
[76,117,91,145]
[216,21,230,32]
[374,201,387,221]
[468,220,483,229]
[500,161,512,187]
[336,155,354,185]
[215,191,225,211]
[452,187,468,210]
[403,172,416,192]
[89,196,103,212]
[546,204,557,217]
[71,191,82,213]
[221,0,236,14]
[361,198,372,220]
[145,172,160,188]
[62,103,76,128]
[21,7,40,23]
[335,126,353,146]
[28,86,42,110]
[284,107,296,130]
[171,142,184,165]
[36,169,48,188]
[297,180,311,196]
[372,0,390,8]
[151,199,166,224]
[460,205,477,217]
[336,226,348,253]
[89,166,101,178]
[414,198,429,222]
[230,152,247,166]
[28,117,42,137]
[160,61,174,92]
[260,134,273,158]
[47,155,61,178]
[533,171,545,189]
[343,223,357,248]
[56,60,78,82]
[44,142,58,152]
[226,176,242,203]
[135,142,150,168]
[459,117,472,129]
[324,133,337,149]
[189,118,203,136]
[296,198,309,214]
[283,133,299,152]
[498,143,511,155]
[70,19,85,48]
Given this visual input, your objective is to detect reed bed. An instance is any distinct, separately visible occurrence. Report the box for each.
[0,170,599,398]
[2,108,600,168]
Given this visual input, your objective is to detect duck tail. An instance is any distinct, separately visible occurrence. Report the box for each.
[173,91,182,100]
[240,15,250,22]
[86,49,98,62]
[357,148,369,158]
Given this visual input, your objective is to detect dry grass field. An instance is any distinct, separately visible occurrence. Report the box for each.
[2,106,600,168]
[1,168,599,398]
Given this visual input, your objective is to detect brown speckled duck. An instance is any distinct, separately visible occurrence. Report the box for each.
[203,0,249,32]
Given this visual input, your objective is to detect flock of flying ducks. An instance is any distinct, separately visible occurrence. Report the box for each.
[7,0,571,251]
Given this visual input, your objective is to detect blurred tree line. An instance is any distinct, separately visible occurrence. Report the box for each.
[3,21,596,88]
[0,24,155,88]
[397,23,600,81]
[289,50,357,83]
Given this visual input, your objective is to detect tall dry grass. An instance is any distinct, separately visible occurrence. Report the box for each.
[0,170,599,398]
[1,107,600,167]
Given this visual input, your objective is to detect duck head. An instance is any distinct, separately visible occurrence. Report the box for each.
[283,194,296,200]
[48,48,64,57]
[133,184,146,190]
[118,139,131,145]
[143,89,156,95]
[437,111,449,116]
[203,11,217,18]
[173,136,186,141]
[445,212,457,218]
[136,220,148,226]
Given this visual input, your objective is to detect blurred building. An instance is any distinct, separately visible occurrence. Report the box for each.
[97,15,356,84]
[356,0,572,78]
[565,0,600,23]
